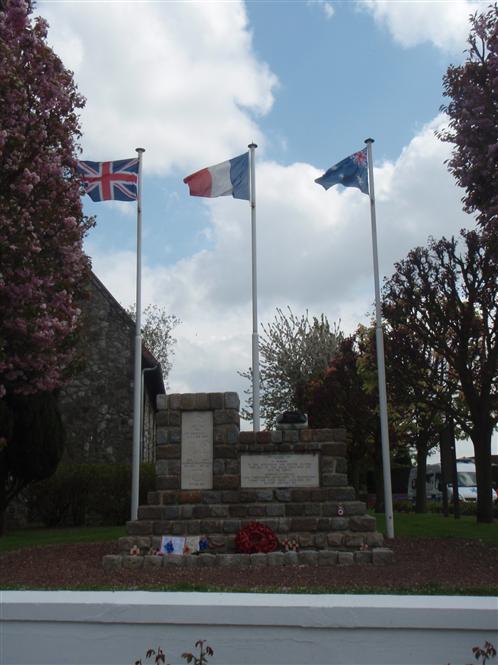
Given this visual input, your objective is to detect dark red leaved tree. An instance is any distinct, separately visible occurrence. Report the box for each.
[437,4,498,233]
[383,230,498,523]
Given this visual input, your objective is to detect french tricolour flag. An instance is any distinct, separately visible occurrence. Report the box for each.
[183,152,249,201]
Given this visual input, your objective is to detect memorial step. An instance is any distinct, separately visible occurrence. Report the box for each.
[137,501,371,522]
[118,528,385,554]
[103,547,394,570]
[147,487,357,505]
[129,512,376,535]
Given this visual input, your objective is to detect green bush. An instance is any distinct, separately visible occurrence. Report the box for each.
[417,500,498,518]
[27,466,75,527]
[27,463,156,527]
[388,499,498,519]
[392,499,414,513]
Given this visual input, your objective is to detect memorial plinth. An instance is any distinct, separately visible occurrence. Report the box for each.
[109,391,391,569]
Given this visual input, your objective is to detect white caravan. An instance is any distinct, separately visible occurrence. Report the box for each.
[408,458,496,503]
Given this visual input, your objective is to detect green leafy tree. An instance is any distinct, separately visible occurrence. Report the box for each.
[437,4,498,232]
[353,324,409,511]
[305,333,378,498]
[383,230,498,523]
[241,307,342,428]
[306,323,454,512]
[384,325,448,512]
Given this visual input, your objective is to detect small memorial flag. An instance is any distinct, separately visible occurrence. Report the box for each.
[77,158,139,202]
[183,152,249,201]
[315,148,369,195]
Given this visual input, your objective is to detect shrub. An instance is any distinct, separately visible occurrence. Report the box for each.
[135,640,214,665]
[26,463,156,527]
[27,466,75,527]
[425,500,498,519]
[392,499,414,513]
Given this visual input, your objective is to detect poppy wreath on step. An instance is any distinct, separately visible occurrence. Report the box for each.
[235,521,278,554]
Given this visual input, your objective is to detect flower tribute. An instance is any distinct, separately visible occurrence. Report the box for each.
[235,521,278,554]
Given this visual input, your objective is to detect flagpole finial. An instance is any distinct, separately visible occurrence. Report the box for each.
[248,142,258,149]
[136,147,145,154]
[364,138,374,145]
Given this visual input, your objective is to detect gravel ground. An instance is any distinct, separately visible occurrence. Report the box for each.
[1,536,497,592]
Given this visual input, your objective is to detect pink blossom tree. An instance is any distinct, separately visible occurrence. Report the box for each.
[0,0,93,529]
[438,4,498,232]
[0,0,93,399]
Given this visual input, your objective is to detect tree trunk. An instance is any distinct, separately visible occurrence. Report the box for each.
[294,381,307,415]
[0,398,13,536]
[0,472,9,536]
[440,420,460,518]
[470,420,495,523]
[415,445,428,514]
[0,458,7,536]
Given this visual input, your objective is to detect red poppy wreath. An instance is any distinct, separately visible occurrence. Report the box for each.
[235,521,278,554]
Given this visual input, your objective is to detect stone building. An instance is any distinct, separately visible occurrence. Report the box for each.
[58,272,165,464]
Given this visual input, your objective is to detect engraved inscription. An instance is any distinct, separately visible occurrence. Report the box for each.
[181,411,213,489]
[241,454,319,488]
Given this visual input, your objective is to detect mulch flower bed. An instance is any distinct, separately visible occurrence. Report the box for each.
[1,536,497,592]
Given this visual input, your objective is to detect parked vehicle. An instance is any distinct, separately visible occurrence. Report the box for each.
[408,458,497,503]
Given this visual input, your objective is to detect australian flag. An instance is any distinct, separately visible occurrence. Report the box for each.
[77,158,139,202]
[315,148,369,195]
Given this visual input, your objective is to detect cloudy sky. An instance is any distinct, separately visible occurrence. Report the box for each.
[37,0,495,452]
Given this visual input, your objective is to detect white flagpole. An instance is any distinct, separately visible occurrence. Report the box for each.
[365,138,394,539]
[131,147,145,521]
[248,142,260,432]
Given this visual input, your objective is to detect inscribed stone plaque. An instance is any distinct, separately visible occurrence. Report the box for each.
[181,411,213,489]
[241,454,319,488]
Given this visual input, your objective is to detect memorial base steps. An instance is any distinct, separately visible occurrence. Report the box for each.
[103,393,393,569]
[103,546,394,571]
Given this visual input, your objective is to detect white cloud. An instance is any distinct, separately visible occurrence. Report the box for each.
[308,1,335,20]
[38,1,277,173]
[90,115,472,420]
[359,0,486,51]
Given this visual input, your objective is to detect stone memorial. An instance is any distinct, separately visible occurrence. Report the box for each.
[104,391,393,570]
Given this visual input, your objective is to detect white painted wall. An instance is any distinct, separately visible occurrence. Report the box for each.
[1,591,497,665]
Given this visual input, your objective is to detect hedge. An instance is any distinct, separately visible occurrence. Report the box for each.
[26,463,156,527]
[392,498,498,518]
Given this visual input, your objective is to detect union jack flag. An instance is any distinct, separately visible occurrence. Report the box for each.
[77,158,139,202]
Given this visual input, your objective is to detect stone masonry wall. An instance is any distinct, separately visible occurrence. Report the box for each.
[58,275,135,464]
[106,392,393,569]
[154,392,240,490]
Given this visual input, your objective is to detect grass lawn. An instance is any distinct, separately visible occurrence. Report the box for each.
[1,512,496,552]
[0,525,126,553]
[373,511,498,545]
[0,516,496,595]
